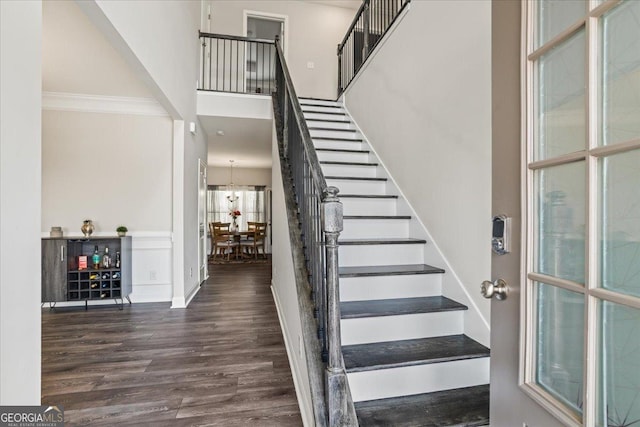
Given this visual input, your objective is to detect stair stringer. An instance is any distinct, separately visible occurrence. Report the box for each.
[339,102,490,348]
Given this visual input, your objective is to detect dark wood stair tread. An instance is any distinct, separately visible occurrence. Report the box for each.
[302,109,346,115]
[315,148,369,153]
[299,96,338,102]
[326,176,386,181]
[344,215,410,220]
[343,335,489,372]
[340,264,444,277]
[339,238,426,245]
[309,127,357,132]
[339,194,397,198]
[355,385,490,427]
[306,118,352,124]
[302,105,344,110]
[320,161,378,166]
[313,136,363,142]
[341,296,467,319]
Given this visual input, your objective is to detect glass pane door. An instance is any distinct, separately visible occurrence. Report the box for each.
[524,1,640,425]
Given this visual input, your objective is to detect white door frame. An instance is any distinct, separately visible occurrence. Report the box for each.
[243,9,289,58]
[198,159,208,284]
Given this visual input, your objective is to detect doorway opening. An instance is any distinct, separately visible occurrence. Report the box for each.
[243,11,287,94]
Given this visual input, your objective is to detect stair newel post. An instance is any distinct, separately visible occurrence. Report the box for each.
[322,186,348,426]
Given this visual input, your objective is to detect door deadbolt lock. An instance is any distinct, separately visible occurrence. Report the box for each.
[481,279,509,300]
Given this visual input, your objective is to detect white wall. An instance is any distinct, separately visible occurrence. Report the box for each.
[0,0,42,404]
[41,109,174,303]
[206,1,356,99]
[43,0,152,98]
[207,166,271,186]
[344,1,492,325]
[271,128,314,426]
[78,0,209,306]
[42,110,172,233]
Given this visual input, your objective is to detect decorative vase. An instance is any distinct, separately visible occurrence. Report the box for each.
[81,220,94,237]
[232,218,238,232]
[117,231,126,237]
[50,226,63,238]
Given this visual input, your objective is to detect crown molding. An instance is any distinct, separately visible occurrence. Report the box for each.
[42,91,169,117]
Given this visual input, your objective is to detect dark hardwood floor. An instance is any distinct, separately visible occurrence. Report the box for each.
[42,260,303,426]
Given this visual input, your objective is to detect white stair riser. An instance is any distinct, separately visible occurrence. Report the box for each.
[304,112,349,121]
[316,151,370,163]
[306,120,353,130]
[313,139,365,151]
[300,99,342,107]
[309,129,360,140]
[348,357,490,402]
[341,198,397,216]
[341,218,409,239]
[340,274,442,302]
[302,106,345,114]
[321,164,378,178]
[326,179,386,195]
[341,311,463,345]
[339,243,424,266]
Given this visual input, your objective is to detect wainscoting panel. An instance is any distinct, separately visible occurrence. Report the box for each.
[130,234,172,303]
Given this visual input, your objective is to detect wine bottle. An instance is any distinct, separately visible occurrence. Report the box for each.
[90,282,99,289]
[112,272,121,280]
[115,251,121,269]
[102,247,111,269]
[92,246,101,269]
[90,273,99,280]
[101,272,110,279]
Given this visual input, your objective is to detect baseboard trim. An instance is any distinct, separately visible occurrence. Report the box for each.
[184,283,201,307]
[271,283,314,427]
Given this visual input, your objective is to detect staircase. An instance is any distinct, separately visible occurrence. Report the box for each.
[300,97,490,426]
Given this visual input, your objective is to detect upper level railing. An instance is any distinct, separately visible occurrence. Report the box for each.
[272,36,355,427]
[198,32,276,95]
[337,0,411,96]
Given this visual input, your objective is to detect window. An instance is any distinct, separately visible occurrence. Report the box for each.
[207,185,266,231]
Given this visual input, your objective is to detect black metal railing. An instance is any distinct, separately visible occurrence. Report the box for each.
[198,32,276,95]
[273,37,355,427]
[337,0,411,95]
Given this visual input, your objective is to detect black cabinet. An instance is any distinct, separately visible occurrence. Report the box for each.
[42,236,132,309]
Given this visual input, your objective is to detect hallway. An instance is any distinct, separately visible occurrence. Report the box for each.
[41,260,303,426]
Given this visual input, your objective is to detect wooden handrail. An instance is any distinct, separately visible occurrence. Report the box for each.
[273,36,328,194]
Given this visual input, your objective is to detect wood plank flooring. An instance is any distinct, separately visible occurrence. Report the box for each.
[42,261,303,426]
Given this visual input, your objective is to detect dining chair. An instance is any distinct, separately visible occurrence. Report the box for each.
[211,222,238,261]
[240,223,267,259]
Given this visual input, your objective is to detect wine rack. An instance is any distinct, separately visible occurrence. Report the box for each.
[42,236,132,310]
[67,269,123,301]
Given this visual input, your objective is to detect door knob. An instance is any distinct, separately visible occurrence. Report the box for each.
[481,279,509,300]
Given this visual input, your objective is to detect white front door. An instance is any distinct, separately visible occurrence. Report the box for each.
[490,2,567,425]
[492,1,640,426]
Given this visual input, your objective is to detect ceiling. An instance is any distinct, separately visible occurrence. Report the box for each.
[200,116,273,169]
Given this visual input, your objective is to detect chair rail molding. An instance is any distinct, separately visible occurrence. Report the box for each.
[42,91,168,117]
